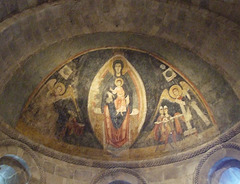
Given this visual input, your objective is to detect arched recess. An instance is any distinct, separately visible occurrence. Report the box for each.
[0,40,240,168]
[0,139,46,184]
[194,142,240,184]
[208,157,240,184]
[0,0,240,99]
[0,154,31,184]
[109,180,131,184]
[91,168,147,184]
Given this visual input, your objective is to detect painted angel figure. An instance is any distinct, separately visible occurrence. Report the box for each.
[152,81,212,142]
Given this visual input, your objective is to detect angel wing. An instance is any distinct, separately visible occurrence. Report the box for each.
[46,79,57,91]
[59,85,84,122]
[180,81,191,100]
[36,79,56,99]
[180,81,201,102]
[150,89,175,125]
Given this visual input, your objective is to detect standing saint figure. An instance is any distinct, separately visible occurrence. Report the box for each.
[101,60,133,148]
[154,106,177,150]
[154,106,165,142]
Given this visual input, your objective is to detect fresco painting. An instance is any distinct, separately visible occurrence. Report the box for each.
[17,49,217,160]
[88,54,146,152]
[152,82,212,151]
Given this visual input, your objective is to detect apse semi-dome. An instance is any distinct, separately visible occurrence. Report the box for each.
[5,47,237,161]
[1,0,240,183]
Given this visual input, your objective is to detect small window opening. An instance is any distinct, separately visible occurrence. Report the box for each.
[219,167,240,184]
[0,154,31,184]
[208,157,240,184]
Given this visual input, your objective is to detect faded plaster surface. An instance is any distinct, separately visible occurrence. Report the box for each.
[0,0,240,183]
[14,48,223,160]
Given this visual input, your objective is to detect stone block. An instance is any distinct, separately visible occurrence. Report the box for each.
[234,80,240,99]
[183,159,199,176]
[209,0,232,17]
[149,25,160,36]
[43,161,56,174]
[0,1,8,21]
[3,0,18,14]
[161,178,187,184]
[0,131,9,139]
[27,0,38,7]
[16,147,24,157]
[229,4,240,24]
[22,152,34,167]
[37,0,47,5]
[74,169,93,182]
[31,23,44,44]
[63,178,76,184]
[199,0,209,9]
[55,165,74,179]
[29,177,40,184]
[6,146,18,155]
[17,0,28,11]
[229,131,240,144]
[20,15,43,53]
[46,172,64,184]
[0,146,8,157]
[0,43,14,63]
[8,39,23,60]
[31,166,41,180]
[163,165,182,180]
[136,167,164,182]
[36,21,57,45]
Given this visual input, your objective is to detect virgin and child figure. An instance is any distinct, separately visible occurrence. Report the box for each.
[101,60,133,148]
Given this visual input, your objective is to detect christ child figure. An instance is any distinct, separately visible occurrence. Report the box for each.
[110,78,127,116]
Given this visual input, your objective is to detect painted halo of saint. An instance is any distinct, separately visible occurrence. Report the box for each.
[169,85,183,99]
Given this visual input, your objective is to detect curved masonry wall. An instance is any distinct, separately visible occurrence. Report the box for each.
[0,0,240,96]
[1,126,240,184]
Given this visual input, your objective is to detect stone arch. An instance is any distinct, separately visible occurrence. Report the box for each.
[0,154,31,184]
[1,41,240,167]
[0,0,240,98]
[194,142,240,184]
[91,168,147,184]
[208,157,240,184]
[109,180,131,184]
[0,139,46,184]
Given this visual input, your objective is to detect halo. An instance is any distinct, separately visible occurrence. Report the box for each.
[159,106,164,113]
[108,55,129,75]
[54,82,66,96]
[115,78,124,86]
[169,85,183,99]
